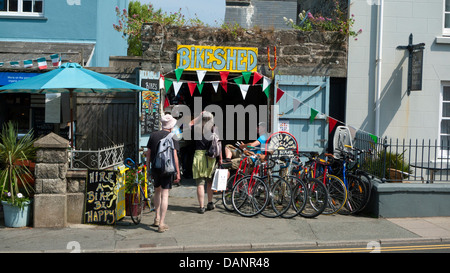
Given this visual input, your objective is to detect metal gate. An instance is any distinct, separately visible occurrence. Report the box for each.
[274,75,330,153]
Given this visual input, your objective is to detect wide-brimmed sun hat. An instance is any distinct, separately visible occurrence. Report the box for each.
[161,114,177,130]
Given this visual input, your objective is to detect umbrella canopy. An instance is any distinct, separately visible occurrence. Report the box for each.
[0,62,148,147]
[0,62,148,93]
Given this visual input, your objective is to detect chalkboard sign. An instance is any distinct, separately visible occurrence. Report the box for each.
[84,170,117,225]
[141,80,160,135]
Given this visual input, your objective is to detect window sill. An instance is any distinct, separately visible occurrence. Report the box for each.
[436,36,450,44]
[0,14,47,20]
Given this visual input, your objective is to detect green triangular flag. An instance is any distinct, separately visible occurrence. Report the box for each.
[310,108,319,124]
[197,81,204,94]
[234,76,243,85]
[175,68,184,81]
[263,85,270,98]
[242,72,252,84]
[164,78,173,93]
[369,134,378,144]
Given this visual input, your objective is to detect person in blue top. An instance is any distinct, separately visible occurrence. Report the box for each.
[224,122,268,164]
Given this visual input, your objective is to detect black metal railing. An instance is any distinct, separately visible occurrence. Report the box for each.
[353,134,450,183]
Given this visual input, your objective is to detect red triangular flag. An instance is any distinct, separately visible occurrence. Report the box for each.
[253,72,263,85]
[220,80,228,93]
[188,82,197,96]
[276,88,285,103]
[220,71,229,82]
[329,117,338,133]
[164,96,170,109]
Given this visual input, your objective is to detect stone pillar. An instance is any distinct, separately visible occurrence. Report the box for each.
[33,133,70,228]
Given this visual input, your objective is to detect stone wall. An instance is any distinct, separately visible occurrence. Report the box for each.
[141,23,347,78]
[33,133,87,227]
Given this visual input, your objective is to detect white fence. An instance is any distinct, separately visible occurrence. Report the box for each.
[69,144,124,170]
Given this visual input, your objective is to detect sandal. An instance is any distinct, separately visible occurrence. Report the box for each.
[152,219,160,227]
[158,224,169,233]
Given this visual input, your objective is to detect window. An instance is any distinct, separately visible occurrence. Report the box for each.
[0,0,43,16]
[440,84,450,156]
[444,0,450,35]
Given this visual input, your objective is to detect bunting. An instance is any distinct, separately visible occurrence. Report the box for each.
[253,72,263,85]
[0,53,63,69]
[23,60,33,68]
[187,82,196,96]
[328,117,338,133]
[276,88,284,103]
[212,81,219,93]
[239,84,250,99]
[196,70,206,84]
[175,68,184,81]
[220,71,229,82]
[173,81,183,96]
[37,57,47,70]
[197,82,204,94]
[310,108,319,124]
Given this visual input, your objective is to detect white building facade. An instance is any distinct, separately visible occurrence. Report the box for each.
[347,0,450,149]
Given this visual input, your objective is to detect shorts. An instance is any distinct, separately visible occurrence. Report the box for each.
[152,170,173,189]
[225,144,242,158]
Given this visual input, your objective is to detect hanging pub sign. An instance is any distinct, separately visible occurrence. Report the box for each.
[176,45,258,73]
[410,49,423,91]
[84,169,117,225]
[396,33,425,94]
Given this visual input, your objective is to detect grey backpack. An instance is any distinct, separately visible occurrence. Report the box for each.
[207,132,221,158]
[152,133,176,175]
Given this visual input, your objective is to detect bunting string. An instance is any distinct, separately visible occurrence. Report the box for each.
[0,54,62,70]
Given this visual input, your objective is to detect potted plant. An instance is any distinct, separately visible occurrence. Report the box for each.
[0,121,36,227]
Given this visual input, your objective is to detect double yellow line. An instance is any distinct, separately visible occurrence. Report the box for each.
[239,244,450,253]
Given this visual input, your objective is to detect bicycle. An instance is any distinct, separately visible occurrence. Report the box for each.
[230,149,271,217]
[124,158,155,225]
[332,146,372,215]
[310,153,348,215]
[291,152,329,218]
[221,149,254,212]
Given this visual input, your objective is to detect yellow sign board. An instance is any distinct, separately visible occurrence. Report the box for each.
[176,45,258,73]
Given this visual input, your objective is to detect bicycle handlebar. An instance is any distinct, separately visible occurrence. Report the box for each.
[124,158,136,169]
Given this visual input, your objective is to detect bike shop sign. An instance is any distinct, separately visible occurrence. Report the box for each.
[176,45,258,72]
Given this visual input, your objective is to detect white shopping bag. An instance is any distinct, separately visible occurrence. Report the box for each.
[212,169,228,191]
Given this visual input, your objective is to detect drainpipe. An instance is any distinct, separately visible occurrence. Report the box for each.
[375,0,384,137]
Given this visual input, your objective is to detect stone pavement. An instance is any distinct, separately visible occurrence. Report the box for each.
[1,179,450,253]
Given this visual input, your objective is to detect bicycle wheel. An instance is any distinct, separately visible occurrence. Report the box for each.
[260,175,292,218]
[280,176,307,219]
[299,177,328,218]
[128,183,145,224]
[318,174,347,215]
[355,170,372,213]
[339,174,367,215]
[231,176,269,217]
[146,178,155,212]
[222,172,244,212]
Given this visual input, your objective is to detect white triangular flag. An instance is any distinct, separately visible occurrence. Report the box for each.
[196,70,206,84]
[173,81,183,96]
[239,84,250,99]
[159,75,164,91]
[212,81,219,93]
[262,77,272,92]
[293,98,301,112]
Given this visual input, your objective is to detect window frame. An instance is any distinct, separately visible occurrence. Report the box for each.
[439,83,450,158]
[0,0,44,17]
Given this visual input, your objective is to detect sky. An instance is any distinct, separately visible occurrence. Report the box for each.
[137,0,226,26]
